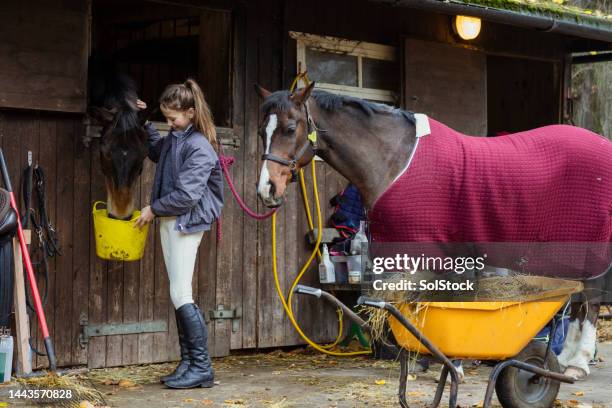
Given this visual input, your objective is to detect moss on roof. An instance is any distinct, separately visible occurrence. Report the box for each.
[454,0,612,26]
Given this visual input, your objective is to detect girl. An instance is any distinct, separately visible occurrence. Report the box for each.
[134,79,223,389]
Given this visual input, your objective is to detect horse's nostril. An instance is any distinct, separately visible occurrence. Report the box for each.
[269,182,276,197]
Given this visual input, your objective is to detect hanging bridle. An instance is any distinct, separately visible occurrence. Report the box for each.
[261,101,320,182]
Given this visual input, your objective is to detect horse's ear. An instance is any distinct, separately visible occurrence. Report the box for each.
[254,84,272,99]
[291,81,315,105]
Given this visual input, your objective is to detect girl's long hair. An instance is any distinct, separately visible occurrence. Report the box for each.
[159,79,218,149]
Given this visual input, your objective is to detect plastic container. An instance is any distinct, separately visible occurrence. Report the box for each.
[331,256,348,283]
[92,201,149,261]
[350,220,368,255]
[0,335,13,383]
[319,244,336,283]
[347,255,362,283]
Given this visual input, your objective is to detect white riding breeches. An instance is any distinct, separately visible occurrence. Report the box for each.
[159,217,204,309]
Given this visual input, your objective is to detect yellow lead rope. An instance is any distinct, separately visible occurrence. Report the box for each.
[272,163,370,356]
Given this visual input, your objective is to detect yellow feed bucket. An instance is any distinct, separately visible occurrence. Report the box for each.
[92,201,149,261]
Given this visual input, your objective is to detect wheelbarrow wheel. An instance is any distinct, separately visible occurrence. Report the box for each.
[495,340,560,408]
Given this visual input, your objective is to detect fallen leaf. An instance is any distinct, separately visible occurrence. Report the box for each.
[407,374,417,381]
[201,400,214,406]
[568,400,580,405]
[374,379,386,385]
[573,391,585,397]
[473,402,484,408]
[0,403,9,408]
[224,399,245,405]
[79,402,95,408]
[184,398,195,403]
[118,379,136,388]
[406,391,426,397]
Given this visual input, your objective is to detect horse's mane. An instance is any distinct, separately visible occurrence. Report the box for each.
[89,56,141,132]
[262,89,415,124]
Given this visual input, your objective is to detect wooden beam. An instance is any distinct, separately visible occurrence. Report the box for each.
[12,232,31,376]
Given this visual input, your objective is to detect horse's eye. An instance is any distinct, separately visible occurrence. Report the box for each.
[286,125,296,133]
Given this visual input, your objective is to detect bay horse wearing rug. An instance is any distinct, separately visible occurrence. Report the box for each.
[88,60,149,220]
[254,83,612,379]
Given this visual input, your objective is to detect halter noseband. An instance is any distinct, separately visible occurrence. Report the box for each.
[261,101,319,183]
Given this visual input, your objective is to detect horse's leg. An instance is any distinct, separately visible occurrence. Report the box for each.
[563,279,602,380]
[444,360,464,383]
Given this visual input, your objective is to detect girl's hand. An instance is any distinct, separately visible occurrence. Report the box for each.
[136,99,147,110]
[134,205,155,229]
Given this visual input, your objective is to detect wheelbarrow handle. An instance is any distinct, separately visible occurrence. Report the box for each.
[294,284,322,298]
[357,296,386,309]
[294,285,371,332]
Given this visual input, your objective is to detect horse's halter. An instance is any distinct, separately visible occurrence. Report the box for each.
[261,101,320,183]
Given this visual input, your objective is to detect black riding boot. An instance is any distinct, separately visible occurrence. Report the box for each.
[165,303,214,389]
[160,309,190,383]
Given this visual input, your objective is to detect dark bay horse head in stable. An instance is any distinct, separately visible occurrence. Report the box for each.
[88,60,149,220]
[254,84,612,380]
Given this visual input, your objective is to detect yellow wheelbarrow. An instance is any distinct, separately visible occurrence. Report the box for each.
[295,276,582,408]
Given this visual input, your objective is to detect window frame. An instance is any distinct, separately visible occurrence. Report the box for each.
[290,31,397,103]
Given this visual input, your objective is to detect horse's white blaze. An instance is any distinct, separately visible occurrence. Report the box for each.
[566,319,597,375]
[258,114,277,200]
[106,193,115,216]
[558,319,581,368]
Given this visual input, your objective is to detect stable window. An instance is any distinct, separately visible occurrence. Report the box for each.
[291,32,398,104]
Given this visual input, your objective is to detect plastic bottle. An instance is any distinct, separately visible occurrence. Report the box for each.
[319,244,336,284]
[0,335,13,383]
[347,256,362,284]
[351,220,368,255]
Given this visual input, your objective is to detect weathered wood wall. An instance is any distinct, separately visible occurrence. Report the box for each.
[0,1,88,113]
[0,0,578,369]
[0,111,90,367]
[403,38,488,135]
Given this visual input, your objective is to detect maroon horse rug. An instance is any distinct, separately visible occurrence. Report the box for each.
[368,117,612,279]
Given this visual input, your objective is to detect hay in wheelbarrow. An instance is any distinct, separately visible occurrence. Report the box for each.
[362,273,573,345]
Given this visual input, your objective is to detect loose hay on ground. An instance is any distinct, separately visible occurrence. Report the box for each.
[16,372,105,408]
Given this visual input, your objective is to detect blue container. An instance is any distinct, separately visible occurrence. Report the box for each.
[0,335,13,382]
